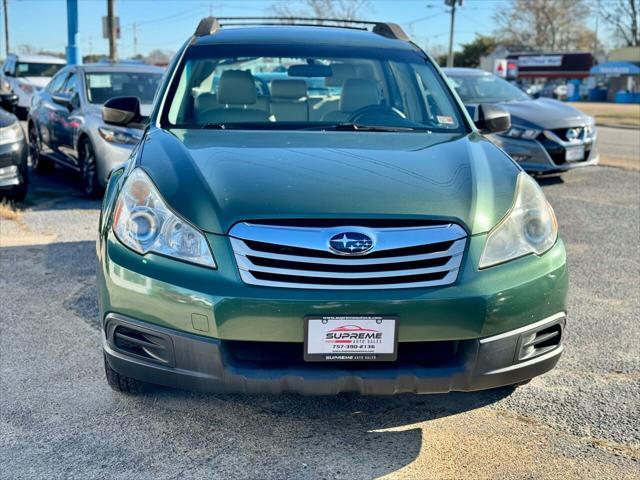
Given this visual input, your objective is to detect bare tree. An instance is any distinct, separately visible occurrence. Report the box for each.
[493,0,597,51]
[145,49,174,66]
[270,0,373,22]
[599,0,639,47]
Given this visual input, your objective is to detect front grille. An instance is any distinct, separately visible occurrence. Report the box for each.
[539,125,595,166]
[229,221,467,289]
[223,339,461,368]
[550,127,584,142]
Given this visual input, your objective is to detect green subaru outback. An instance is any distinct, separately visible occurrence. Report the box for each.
[97,17,567,395]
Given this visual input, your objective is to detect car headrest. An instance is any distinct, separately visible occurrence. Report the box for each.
[325,63,357,87]
[270,80,307,99]
[217,70,256,105]
[355,63,375,79]
[340,78,380,113]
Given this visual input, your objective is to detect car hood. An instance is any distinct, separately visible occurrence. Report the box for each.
[140,129,520,235]
[498,98,591,130]
[20,77,51,88]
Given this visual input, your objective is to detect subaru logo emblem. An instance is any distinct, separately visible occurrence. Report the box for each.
[565,128,580,141]
[329,232,374,255]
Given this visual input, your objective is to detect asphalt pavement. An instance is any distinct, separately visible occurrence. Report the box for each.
[597,126,640,170]
[0,161,638,479]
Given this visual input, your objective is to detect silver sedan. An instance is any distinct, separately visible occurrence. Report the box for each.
[27,64,163,197]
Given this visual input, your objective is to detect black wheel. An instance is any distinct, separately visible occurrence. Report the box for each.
[28,123,52,173]
[80,138,102,199]
[103,353,147,394]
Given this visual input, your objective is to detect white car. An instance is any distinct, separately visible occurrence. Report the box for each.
[1,54,66,117]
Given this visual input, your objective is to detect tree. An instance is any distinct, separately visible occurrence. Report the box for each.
[435,36,497,67]
[145,49,173,66]
[493,0,597,51]
[599,0,639,47]
[270,0,373,22]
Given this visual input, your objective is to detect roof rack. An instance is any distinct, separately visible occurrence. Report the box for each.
[193,16,409,41]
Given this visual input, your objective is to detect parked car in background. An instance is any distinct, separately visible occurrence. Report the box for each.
[28,63,163,197]
[0,106,28,201]
[523,83,543,98]
[444,68,598,174]
[540,82,568,101]
[1,54,66,118]
[98,18,567,396]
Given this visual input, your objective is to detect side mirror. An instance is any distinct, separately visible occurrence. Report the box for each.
[474,104,511,134]
[52,92,75,110]
[0,92,18,112]
[102,96,141,126]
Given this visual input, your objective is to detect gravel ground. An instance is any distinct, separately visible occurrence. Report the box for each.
[0,165,639,479]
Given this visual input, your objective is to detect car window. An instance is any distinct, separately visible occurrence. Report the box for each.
[63,72,79,96]
[47,71,69,93]
[3,57,15,75]
[15,62,64,78]
[447,74,529,103]
[163,44,466,133]
[85,71,162,104]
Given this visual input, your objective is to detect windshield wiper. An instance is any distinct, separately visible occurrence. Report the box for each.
[197,122,432,132]
[199,122,276,130]
[304,123,431,132]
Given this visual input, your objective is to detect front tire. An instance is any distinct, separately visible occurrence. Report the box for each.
[80,138,102,199]
[28,123,52,173]
[103,353,147,394]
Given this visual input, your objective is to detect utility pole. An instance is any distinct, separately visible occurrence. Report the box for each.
[2,0,9,57]
[66,0,80,65]
[131,22,138,57]
[446,0,462,68]
[107,0,117,62]
[593,0,600,56]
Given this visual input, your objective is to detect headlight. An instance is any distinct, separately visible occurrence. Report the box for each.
[113,168,216,268]
[17,82,34,94]
[98,126,141,146]
[0,121,25,146]
[479,173,557,268]
[501,125,541,140]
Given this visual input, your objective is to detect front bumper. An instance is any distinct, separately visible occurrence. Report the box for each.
[0,139,28,189]
[490,132,599,173]
[103,311,565,394]
[14,87,34,109]
[99,227,568,394]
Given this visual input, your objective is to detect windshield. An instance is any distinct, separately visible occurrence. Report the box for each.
[162,44,466,132]
[85,72,162,104]
[447,73,530,103]
[16,62,64,78]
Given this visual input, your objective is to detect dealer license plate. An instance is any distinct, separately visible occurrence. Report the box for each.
[565,145,585,162]
[304,315,398,362]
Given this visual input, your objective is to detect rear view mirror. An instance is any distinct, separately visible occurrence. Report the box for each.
[0,92,18,112]
[474,104,511,134]
[103,96,142,126]
[287,64,332,78]
[52,92,77,110]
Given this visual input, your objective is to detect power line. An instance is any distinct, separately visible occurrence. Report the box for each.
[130,22,139,57]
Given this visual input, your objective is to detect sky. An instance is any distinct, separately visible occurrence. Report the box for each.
[0,0,597,59]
